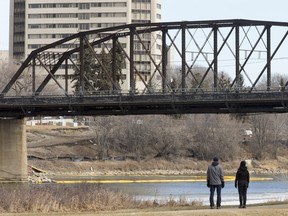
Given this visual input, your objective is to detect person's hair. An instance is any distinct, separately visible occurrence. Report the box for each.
[240,160,246,168]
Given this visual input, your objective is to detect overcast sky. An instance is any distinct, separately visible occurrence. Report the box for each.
[1,0,288,50]
[163,0,288,22]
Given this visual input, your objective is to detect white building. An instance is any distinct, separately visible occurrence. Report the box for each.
[9,0,162,92]
[0,50,9,73]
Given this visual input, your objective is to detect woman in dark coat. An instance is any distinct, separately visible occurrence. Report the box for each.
[235,160,250,208]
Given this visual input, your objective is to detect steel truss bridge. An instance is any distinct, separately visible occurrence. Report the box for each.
[2,19,288,117]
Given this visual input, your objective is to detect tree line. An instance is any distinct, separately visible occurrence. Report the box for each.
[87,113,288,162]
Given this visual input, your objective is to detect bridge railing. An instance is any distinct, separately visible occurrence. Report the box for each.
[0,86,287,97]
[0,87,287,101]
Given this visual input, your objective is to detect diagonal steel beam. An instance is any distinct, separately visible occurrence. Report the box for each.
[166,30,199,86]
[197,27,235,93]
[115,40,151,93]
[35,56,67,95]
[1,53,34,95]
[249,30,288,92]
[231,26,267,86]
[83,37,121,91]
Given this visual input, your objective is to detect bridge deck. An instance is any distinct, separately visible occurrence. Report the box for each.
[0,91,287,117]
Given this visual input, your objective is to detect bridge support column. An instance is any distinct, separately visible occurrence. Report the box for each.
[0,118,27,181]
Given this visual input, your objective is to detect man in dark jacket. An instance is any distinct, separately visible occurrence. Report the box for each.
[235,160,250,208]
[207,157,225,209]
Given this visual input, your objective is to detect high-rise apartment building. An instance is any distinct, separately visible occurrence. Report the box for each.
[9,0,162,92]
[0,50,9,72]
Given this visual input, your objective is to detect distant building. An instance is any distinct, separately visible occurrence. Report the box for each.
[0,50,9,72]
[0,51,8,60]
[9,0,162,92]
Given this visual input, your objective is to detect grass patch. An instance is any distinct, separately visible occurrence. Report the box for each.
[0,184,202,213]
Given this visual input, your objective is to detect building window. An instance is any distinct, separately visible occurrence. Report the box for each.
[78,3,90,10]
[79,13,90,20]
[79,24,90,30]
[132,0,151,3]
[28,13,78,19]
[29,3,78,8]
[114,3,127,7]
[29,4,41,8]
[28,44,41,49]
[91,2,127,7]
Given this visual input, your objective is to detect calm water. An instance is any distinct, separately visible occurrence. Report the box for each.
[101,176,288,206]
[1,175,288,206]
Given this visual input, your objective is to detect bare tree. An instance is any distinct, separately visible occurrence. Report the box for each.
[122,117,149,161]
[167,65,215,92]
[1,63,62,96]
[268,114,287,158]
[146,115,180,159]
[257,73,288,90]
[90,116,116,160]
[249,114,287,160]
[186,114,241,161]
[248,115,270,160]
[117,115,184,160]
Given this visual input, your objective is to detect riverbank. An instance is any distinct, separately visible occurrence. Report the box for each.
[28,157,288,177]
[27,157,288,184]
[26,125,288,178]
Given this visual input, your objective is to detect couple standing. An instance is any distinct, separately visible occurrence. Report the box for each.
[207,157,250,209]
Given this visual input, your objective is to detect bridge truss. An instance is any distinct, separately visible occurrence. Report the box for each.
[2,19,288,117]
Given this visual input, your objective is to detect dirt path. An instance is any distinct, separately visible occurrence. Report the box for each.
[84,205,288,216]
[2,205,288,216]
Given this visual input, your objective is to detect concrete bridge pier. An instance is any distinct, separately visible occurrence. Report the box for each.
[0,118,27,181]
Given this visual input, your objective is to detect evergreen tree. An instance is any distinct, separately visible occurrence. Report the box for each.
[94,48,112,91]
[239,74,245,91]
[218,72,231,91]
[279,76,285,91]
[72,45,125,93]
[72,48,97,94]
[113,43,126,84]
[191,72,202,90]
[189,67,213,91]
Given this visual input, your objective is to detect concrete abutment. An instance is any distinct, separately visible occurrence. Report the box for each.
[0,118,27,181]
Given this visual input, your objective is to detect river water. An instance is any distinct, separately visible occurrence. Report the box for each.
[99,175,288,206]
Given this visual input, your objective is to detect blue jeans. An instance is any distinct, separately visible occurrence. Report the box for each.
[209,185,222,207]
